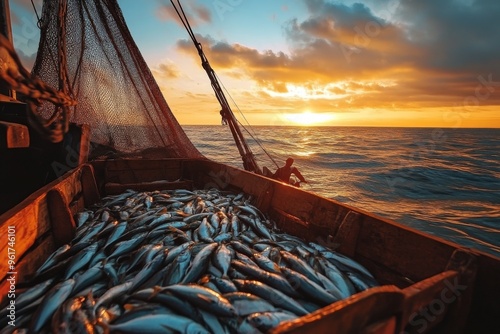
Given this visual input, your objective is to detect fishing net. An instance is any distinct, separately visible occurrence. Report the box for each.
[31,0,202,158]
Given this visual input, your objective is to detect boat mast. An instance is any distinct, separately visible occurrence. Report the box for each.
[170,0,261,174]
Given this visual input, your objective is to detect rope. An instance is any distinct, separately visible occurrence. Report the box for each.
[0,35,77,106]
[0,34,77,143]
[169,0,279,169]
[215,72,280,169]
[30,0,43,29]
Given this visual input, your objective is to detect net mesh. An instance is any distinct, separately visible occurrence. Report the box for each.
[31,0,202,158]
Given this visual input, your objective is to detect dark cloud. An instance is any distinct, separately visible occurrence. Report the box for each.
[396,0,500,74]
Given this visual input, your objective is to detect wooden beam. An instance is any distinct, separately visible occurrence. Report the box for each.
[399,270,459,333]
[0,121,29,148]
[272,285,404,334]
[441,249,477,334]
[334,210,362,258]
[81,164,100,206]
[47,189,76,247]
[104,180,194,195]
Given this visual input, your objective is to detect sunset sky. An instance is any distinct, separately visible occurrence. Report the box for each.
[9,0,500,127]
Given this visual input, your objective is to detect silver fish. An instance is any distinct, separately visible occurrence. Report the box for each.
[100,314,209,334]
[224,292,276,316]
[163,247,192,285]
[246,311,297,332]
[213,244,232,278]
[29,279,75,333]
[281,267,338,305]
[181,243,218,283]
[64,243,99,279]
[233,279,308,316]
[162,284,237,317]
[93,281,133,315]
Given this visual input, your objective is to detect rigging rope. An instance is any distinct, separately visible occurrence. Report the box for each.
[30,0,42,29]
[0,0,77,143]
[169,0,261,173]
[214,71,279,169]
[169,0,279,170]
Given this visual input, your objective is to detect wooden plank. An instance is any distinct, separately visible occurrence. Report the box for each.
[272,285,404,334]
[0,167,82,285]
[69,195,85,216]
[439,249,477,334]
[464,252,500,333]
[47,189,76,247]
[269,207,334,248]
[78,124,91,164]
[104,159,184,184]
[362,317,397,334]
[81,164,100,206]
[399,270,458,333]
[334,210,362,258]
[105,159,183,171]
[0,234,55,304]
[187,159,246,192]
[0,121,29,148]
[355,215,456,284]
[104,180,194,195]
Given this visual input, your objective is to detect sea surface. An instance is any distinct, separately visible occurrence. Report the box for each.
[183,125,500,257]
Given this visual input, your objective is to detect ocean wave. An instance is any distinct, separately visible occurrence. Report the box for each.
[184,126,500,256]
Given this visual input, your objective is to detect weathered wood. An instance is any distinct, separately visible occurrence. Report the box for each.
[334,210,362,258]
[47,189,76,247]
[104,159,184,184]
[81,164,100,206]
[0,121,29,148]
[464,251,500,333]
[269,207,334,249]
[0,234,55,304]
[0,167,82,287]
[273,285,404,334]
[78,124,91,165]
[104,180,194,195]
[362,317,397,334]
[355,215,456,285]
[439,249,477,334]
[68,192,85,216]
[399,270,459,333]
[273,208,310,228]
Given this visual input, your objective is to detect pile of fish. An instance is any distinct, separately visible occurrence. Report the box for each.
[3,188,378,333]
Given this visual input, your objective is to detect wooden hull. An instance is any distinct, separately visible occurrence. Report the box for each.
[1,158,498,333]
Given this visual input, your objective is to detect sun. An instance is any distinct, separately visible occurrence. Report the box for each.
[284,111,334,126]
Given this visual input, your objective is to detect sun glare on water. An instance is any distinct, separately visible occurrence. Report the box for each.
[284,111,334,126]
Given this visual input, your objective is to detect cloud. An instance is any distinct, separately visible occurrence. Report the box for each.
[152,60,181,79]
[156,0,212,27]
[15,49,37,71]
[395,0,500,73]
[175,0,500,112]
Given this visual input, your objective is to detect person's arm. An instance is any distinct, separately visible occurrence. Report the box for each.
[291,167,306,183]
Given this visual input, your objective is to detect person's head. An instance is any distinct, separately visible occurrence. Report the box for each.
[286,158,294,166]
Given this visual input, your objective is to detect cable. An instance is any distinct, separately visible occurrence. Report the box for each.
[214,72,280,169]
[30,0,42,28]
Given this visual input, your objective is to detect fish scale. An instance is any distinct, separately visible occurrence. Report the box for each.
[12,188,378,333]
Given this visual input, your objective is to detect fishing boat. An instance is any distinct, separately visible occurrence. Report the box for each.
[0,1,499,333]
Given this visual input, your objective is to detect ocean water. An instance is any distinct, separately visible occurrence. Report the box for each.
[183,125,500,257]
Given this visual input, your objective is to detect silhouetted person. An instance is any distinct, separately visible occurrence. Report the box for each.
[270,158,307,186]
